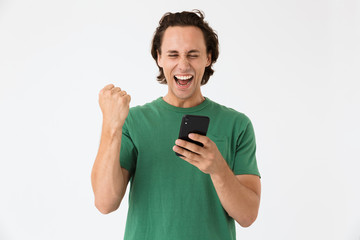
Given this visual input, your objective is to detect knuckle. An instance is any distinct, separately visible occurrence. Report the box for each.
[111,87,120,92]
[104,84,113,90]
[103,84,114,91]
[119,96,129,104]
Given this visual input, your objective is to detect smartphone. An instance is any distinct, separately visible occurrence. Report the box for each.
[175,115,210,157]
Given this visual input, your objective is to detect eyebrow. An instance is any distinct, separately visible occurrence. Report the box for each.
[166,50,200,54]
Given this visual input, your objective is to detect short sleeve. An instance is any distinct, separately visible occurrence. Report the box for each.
[120,121,137,177]
[233,118,261,177]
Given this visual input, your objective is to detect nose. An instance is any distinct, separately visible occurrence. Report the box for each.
[178,57,190,72]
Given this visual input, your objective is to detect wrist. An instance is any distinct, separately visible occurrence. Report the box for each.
[102,124,123,139]
[210,160,232,184]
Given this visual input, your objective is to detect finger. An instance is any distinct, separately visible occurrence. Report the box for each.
[188,133,210,147]
[104,84,115,90]
[172,145,200,162]
[111,87,121,93]
[179,155,199,166]
[126,94,131,102]
[120,90,127,96]
[175,139,203,155]
[100,84,114,95]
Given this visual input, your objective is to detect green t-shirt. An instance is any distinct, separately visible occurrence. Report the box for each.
[120,97,260,240]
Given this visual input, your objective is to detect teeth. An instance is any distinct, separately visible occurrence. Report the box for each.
[175,75,192,80]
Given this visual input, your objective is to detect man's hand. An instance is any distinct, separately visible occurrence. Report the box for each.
[98,84,131,132]
[173,133,227,175]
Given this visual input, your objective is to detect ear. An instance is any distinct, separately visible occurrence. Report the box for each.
[157,50,163,68]
[206,52,212,67]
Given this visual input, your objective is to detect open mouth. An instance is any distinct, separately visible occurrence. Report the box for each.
[174,75,194,86]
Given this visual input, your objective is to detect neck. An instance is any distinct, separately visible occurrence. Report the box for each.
[162,94,205,108]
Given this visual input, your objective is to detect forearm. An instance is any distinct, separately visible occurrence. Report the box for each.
[91,125,125,213]
[210,163,260,227]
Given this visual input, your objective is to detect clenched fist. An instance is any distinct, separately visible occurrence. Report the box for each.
[98,84,131,132]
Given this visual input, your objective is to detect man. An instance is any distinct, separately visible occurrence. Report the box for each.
[91,10,261,240]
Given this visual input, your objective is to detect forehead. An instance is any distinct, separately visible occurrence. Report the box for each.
[161,26,207,52]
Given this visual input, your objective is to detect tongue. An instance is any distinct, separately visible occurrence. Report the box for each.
[178,79,190,85]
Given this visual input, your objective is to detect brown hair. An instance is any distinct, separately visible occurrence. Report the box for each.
[151,10,219,85]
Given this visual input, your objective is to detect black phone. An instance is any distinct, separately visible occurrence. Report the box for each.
[175,114,210,157]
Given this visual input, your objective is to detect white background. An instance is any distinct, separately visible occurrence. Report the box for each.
[0,0,359,239]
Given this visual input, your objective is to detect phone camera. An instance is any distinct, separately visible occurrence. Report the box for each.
[185,122,188,124]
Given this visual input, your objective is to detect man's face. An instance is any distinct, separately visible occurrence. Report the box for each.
[157,26,211,103]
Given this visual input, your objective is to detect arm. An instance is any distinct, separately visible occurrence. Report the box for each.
[210,168,261,227]
[173,133,261,227]
[91,84,131,214]
[91,127,131,214]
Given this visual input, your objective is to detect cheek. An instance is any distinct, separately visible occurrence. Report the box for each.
[193,63,205,74]
[163,62,177,75]
[192,60,205,70]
